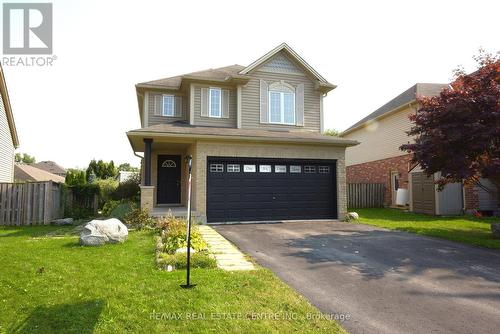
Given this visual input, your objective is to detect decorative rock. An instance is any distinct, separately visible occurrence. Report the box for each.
[491,223,500,239]
[53,218,74,226]
[79,218,128,246]
[347,212,359,220]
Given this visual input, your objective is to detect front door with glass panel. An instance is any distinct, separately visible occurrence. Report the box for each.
[157,155,181,204]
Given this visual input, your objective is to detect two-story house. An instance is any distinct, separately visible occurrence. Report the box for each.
[127,43,358,223]
[0,64,19,183]
[342,83,498,215]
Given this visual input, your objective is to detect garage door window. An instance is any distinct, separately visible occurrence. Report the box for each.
[275,165,287,173]
[290,165,301,173]
[319,166,330,174]
[304,166,316,173]
[210,164,224,172]
[259,165,272,173]
[227,164,240,172]
[244,165,256,172]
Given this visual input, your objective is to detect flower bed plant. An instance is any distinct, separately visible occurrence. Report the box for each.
[155,212,216,270]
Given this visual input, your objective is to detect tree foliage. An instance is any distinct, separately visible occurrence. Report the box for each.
[86,159,117,182]
[15,153,36,164]
[65,169,87,186]
[117,162,140,172]
[401,50,500,190]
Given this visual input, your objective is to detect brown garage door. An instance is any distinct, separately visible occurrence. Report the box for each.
[412,172,436,215]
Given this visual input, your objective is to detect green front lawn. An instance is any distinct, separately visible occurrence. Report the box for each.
[353,208,500,249]
[0,225,344,333]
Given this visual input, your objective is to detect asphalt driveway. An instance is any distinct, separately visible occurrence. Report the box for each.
[214,221,500,334]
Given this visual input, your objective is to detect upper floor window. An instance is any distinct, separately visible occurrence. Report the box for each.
[209,88,221,118]
[162,95,175,117]
[268,83,295,125]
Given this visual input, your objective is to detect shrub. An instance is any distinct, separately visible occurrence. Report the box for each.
[94,178,119,207]
[112,173,140,201]
[64,183,100,219]
[109,202,135,220]
[124,207,154,228]
[158,251,216,269]
[102,200,120,216]
[159,213,207,254]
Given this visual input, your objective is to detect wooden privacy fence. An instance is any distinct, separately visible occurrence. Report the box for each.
[347,183,385,208]
[0,181,63,225]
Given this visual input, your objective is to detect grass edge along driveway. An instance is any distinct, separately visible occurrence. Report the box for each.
[353,208,499,249]
[0,225,345,334]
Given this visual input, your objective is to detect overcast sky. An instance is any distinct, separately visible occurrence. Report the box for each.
[3,0,499,169]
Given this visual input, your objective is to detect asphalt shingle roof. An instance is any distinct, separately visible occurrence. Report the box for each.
[342,83,449,134]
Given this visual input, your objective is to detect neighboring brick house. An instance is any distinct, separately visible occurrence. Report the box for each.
[341,83,447,206]
[127,43,358,223]
[342,83,499,214]
[0,64,19,183]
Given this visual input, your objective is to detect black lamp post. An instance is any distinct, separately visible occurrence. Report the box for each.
[180,155,196,289]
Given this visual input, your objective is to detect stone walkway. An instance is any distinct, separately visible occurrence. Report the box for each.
[198,225,255,271]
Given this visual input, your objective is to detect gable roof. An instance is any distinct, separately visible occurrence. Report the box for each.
[14,164,65,183]
[136,43,335,93]
[239,43,334,88]
[341,83,449,136]
[0,65,19,148]
[33,161,67,175]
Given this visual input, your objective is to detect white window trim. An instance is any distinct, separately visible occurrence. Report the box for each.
[209,88,222,118]
[162,94,175,117]
[268,90,295,125]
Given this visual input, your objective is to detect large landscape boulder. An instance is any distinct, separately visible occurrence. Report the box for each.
[80,218,128,246]
[491,223,500,239]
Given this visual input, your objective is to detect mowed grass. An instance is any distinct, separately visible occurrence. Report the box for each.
[353,208,500,249]
[0,225,345,334]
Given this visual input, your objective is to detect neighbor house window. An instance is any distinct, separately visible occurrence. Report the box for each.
[290,165,301,173]
[275,165,287,173]
[163,95,175,116]
[209,88,221,118]
[210,164,224,172]
[227,164,240,172]
[269,83,295,125]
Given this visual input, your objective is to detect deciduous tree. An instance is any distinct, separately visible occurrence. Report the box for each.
[401,50,500,191]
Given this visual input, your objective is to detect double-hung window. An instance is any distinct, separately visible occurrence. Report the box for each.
[269,83,295,125]
[163,95,175,117]
[209,88,222,118]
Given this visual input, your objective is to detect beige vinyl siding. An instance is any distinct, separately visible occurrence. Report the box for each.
[193,85,236,128]
[147,91,187,126]
[241,70,321,132]
[0,93,15,182]
[343,106,416,166]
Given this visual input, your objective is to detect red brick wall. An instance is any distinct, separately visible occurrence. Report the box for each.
[346,154,413,205]
[463,184,479,212]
